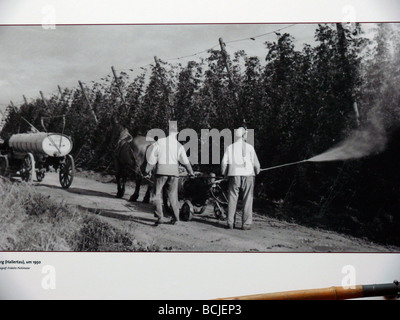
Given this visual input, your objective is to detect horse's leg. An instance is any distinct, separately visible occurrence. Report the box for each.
[121,173,127,198]
[116,171,126,198]
[143,182,152,203]
[115,160,125,198]
[116,173,122,198]
[129,173,141,202]
[116,176,126,198]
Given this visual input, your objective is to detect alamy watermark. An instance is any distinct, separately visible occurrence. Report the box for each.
[41,5,56,30]
[145,121,255,165]
[41,265,56,290]
[341,5,357,31]
[341,265,356,289]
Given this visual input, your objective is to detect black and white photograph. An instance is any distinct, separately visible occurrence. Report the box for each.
[1,21,400,253]
[0,0,399,301]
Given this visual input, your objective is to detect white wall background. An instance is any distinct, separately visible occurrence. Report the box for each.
[0,0,399,300]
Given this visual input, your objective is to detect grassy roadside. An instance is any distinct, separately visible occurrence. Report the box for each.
[0,178,159,252]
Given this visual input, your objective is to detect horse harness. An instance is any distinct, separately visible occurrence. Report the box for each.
[116,131,154,184]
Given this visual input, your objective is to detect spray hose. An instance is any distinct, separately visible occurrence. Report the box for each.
[260,159,309,172]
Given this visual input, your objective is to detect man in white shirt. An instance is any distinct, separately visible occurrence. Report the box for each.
[145,123,195,225]
[221,127,260,230]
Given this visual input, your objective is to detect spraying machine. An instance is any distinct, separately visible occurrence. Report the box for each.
[0,131,75,189]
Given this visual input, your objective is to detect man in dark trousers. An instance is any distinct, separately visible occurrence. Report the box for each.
[145,123,194,225]
[221,127,260,230]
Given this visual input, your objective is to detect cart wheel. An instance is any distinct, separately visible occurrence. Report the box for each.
[0,156,9,177]
[20,154,35,182]
[59,155,75,189]
[180,201,193,221]
[36,171,45,182]
[214,205,227,221]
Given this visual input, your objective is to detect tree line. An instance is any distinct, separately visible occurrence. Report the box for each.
[2,23,400,245]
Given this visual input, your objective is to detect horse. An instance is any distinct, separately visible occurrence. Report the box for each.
[111,120,155,203]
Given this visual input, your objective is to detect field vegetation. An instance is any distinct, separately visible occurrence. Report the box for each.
[1,23,400,246]
[0,178,158,251]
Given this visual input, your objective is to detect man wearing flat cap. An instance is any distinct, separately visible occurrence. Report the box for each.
[145,121,195,225]
[221,127,260,230]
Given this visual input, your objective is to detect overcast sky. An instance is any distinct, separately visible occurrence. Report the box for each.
[0,23,322,113]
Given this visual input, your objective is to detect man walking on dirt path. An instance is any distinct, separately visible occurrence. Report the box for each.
[145,122,195,226]
[221,127,260,230]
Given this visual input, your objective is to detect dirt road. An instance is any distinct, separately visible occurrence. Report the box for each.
[32,172,397,252]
